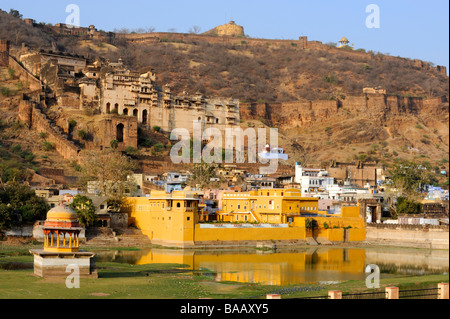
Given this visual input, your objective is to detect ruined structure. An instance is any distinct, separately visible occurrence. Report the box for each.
[80,58,240,133]
[203,21,245,37]
[23,19,115,43]
[13,45,240,159]
[0,39,9,67]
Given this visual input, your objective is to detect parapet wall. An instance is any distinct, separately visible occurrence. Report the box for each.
[365,225,449,249]
[119,32,447,75]
[19,99,81,161]
[241,94,448,126]
[8,56,42,91]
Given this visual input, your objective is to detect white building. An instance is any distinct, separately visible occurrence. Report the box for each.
[294,163,334,195]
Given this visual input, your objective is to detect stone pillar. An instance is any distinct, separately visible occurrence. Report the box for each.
[386,287,399,299]
[266,294,281,299]
[438,283,449,299]
[328,290,342,299]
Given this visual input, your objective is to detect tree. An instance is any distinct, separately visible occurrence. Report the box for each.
[384,160,433,217]
[78,149,137,204]
[189,25,201,34]
[395,196,422,216]
[0,181,49,229]
[386,160,433,199]
[188,162,218,189]
[69,195,97,227]
[8,9,22,19]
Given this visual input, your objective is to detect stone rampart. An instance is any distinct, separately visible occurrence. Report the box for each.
[8,56,42,91]
[19,98,81,161]
[242,94,448,127]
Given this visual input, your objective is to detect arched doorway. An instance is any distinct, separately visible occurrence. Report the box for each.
[106,102,111,113]
[123,108,128,116]
[142,110,148,124]
[133,109,138,117]
[116,123,124,142]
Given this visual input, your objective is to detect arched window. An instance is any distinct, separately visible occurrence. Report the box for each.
[123,108,128,115]
[116,123,124,142]
[142,110,148,124]
[106,102,111,113]
[133,109,138,117]
[176,202,181,208]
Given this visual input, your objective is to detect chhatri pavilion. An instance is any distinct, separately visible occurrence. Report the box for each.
[30,205,97,278]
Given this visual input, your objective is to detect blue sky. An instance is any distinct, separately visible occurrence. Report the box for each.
[1,0,448,72]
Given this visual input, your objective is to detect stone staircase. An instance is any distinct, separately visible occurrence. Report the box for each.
[306,237,319,246]
[315,237,333,245]
[85,227,151,247]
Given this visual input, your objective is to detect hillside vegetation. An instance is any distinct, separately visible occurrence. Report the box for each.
[0,9,448,103]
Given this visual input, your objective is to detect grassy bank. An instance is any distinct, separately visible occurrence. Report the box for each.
[0,260,447,299]
[0,242,448,299]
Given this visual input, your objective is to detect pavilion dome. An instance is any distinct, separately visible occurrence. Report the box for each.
[46,205,78,222]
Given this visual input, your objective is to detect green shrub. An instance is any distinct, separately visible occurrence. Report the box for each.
[42,141,54,151]
[10,144,22,154]
[322,74,337,84]
[68,119,77,133]
[77,129,87,140]
[125,146,138,155]
[0,86,11,96]
[396,196,422,215]
[110,139,119,149]
[153,143,165,153]
[152,126,161,132]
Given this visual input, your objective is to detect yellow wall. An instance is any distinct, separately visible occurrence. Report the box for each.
[194,225,306,242]
[122,195,198,246]
[121,191,366,247]
[348,228,366,242]
[341,206,360,218]
[327,228,344,241]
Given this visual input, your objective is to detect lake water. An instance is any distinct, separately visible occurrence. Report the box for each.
[94,247,449,286]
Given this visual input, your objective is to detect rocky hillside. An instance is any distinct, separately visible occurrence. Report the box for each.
[1,9,448,103]
[0,10,448,182]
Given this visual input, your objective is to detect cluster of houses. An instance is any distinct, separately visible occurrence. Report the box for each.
[28,161,449,231]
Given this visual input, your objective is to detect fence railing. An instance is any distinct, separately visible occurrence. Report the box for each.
[341,290,387,300]
[398,288,441,299]
[272,283,449,300]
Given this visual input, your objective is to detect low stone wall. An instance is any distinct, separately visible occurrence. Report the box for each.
[367,223,448,231]
[365,225,449,249]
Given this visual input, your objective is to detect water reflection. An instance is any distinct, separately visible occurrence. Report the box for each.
[95,247,449,286]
